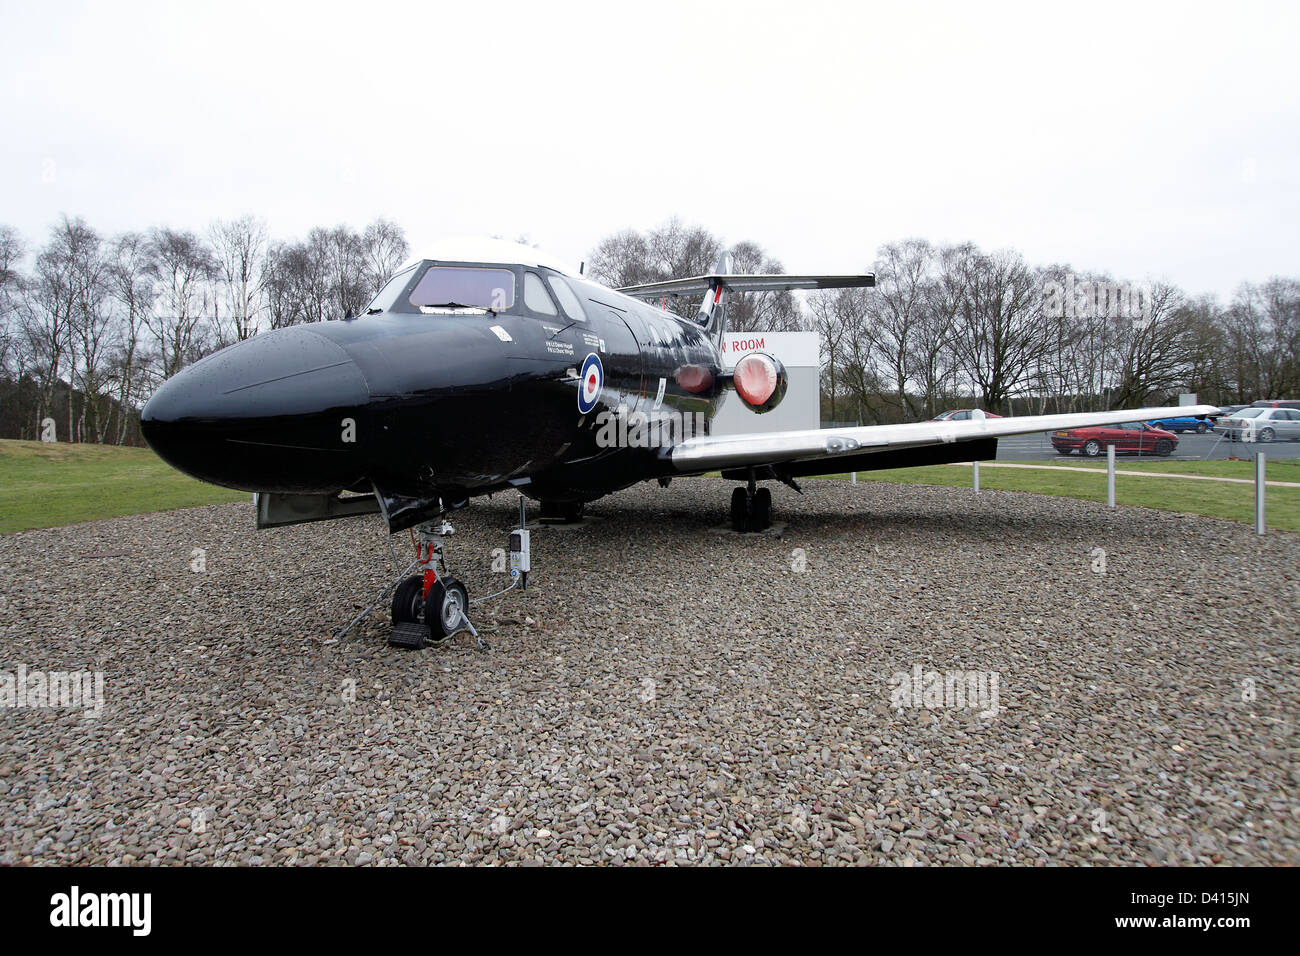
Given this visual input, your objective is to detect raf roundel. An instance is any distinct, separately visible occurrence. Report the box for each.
[578,352,603,414]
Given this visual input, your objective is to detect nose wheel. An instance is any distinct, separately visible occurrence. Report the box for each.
[426,578,469,639]
[388,521,485,650]
[730,485,772,532]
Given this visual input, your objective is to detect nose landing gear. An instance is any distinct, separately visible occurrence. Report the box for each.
[388,520,484,650]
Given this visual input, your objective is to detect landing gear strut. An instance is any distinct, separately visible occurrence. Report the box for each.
[389,519,483,650]
[730,476,773,533]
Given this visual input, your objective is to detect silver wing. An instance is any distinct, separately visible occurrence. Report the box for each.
[665,405,1221,472]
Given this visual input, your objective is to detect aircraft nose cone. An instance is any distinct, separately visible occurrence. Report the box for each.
[141,325,371,493]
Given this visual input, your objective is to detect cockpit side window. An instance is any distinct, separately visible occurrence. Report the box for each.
[409,266,516,311]
[546,274,587,321]
[362,265,416,314]
[524,271,558,316]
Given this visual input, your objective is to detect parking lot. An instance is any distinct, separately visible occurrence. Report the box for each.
[998,430,1300,462]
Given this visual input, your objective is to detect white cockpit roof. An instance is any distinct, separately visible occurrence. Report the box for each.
[399,237,578,276]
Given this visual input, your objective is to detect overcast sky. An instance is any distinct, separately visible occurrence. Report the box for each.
[2,0,1296,300]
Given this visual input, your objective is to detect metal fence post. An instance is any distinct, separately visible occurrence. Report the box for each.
[1107,444,1116,508]
[1256,452,1266,535]
[973,460,980,493]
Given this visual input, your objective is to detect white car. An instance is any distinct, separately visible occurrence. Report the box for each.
[1219,407,1300,442]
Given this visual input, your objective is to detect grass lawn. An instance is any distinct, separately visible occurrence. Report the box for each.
[812,458,1300,532]
[1039,456,1300,481]
[4,440,1298,535]
[0,439,246,534]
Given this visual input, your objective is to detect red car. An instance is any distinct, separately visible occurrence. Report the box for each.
[1051,422,1178,457]
[929,409,1004,421]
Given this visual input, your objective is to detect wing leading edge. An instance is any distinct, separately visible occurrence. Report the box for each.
[666,405,1222,472]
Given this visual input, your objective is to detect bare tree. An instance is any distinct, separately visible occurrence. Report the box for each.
[726,240,802,333]
[646,217,721,283]
[210,215,268,344]
[944,245,1047,413]
[360,218,410,294]
[107,232,157,443]
[0,225,25,379]
[809,286,870,422]
[1226,278,1300,400]
[863,239,934,418]
[1108,281,1201,407]
[21,217,89,437]
[586,219,816,329]
[65,225,115,441]
[313,225,368,319]
[588,229,656,288]
[146,227,217,379]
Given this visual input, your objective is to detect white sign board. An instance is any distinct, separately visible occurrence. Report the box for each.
[719,331,820,369]
[712,331,821,436]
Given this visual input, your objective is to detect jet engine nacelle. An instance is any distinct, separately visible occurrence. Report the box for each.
[731,351,787,414]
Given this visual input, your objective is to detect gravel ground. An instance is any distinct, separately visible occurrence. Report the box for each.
[1,478,1297,866]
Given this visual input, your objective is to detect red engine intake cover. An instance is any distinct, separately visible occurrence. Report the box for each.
[732,352,787,414]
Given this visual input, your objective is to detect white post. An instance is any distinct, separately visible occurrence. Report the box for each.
[851,471,857,484]
[972,460,980,493]
[1107,444,1116,509]
[1256,452,1266,535]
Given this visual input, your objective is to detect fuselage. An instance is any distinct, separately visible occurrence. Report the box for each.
[141,242,727,517]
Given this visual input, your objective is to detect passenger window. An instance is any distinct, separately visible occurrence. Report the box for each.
[546,275,588,321]
[524,272,558,316]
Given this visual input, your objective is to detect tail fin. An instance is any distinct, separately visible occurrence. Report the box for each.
[695,251,734,341]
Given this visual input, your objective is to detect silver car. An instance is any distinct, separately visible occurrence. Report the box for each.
[1219,407,1300,442]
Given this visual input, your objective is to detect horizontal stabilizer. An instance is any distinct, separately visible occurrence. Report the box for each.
[619,273,875,299]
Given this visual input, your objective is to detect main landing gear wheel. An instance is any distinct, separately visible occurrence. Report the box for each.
[730,487,749,532]
[730,485,773,533]
[751,487,772,529]
[425,577,469,641]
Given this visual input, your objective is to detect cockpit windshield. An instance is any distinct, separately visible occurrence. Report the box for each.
[362,266,416,315]
[409,266,516,312]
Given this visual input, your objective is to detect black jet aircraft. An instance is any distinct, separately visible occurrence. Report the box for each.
[141,238,1216,643]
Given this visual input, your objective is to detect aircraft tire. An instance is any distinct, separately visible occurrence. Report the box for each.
[426,577,469,641]
[730,487,750,532]
[391,576,424,624]
[751,488,772,530]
